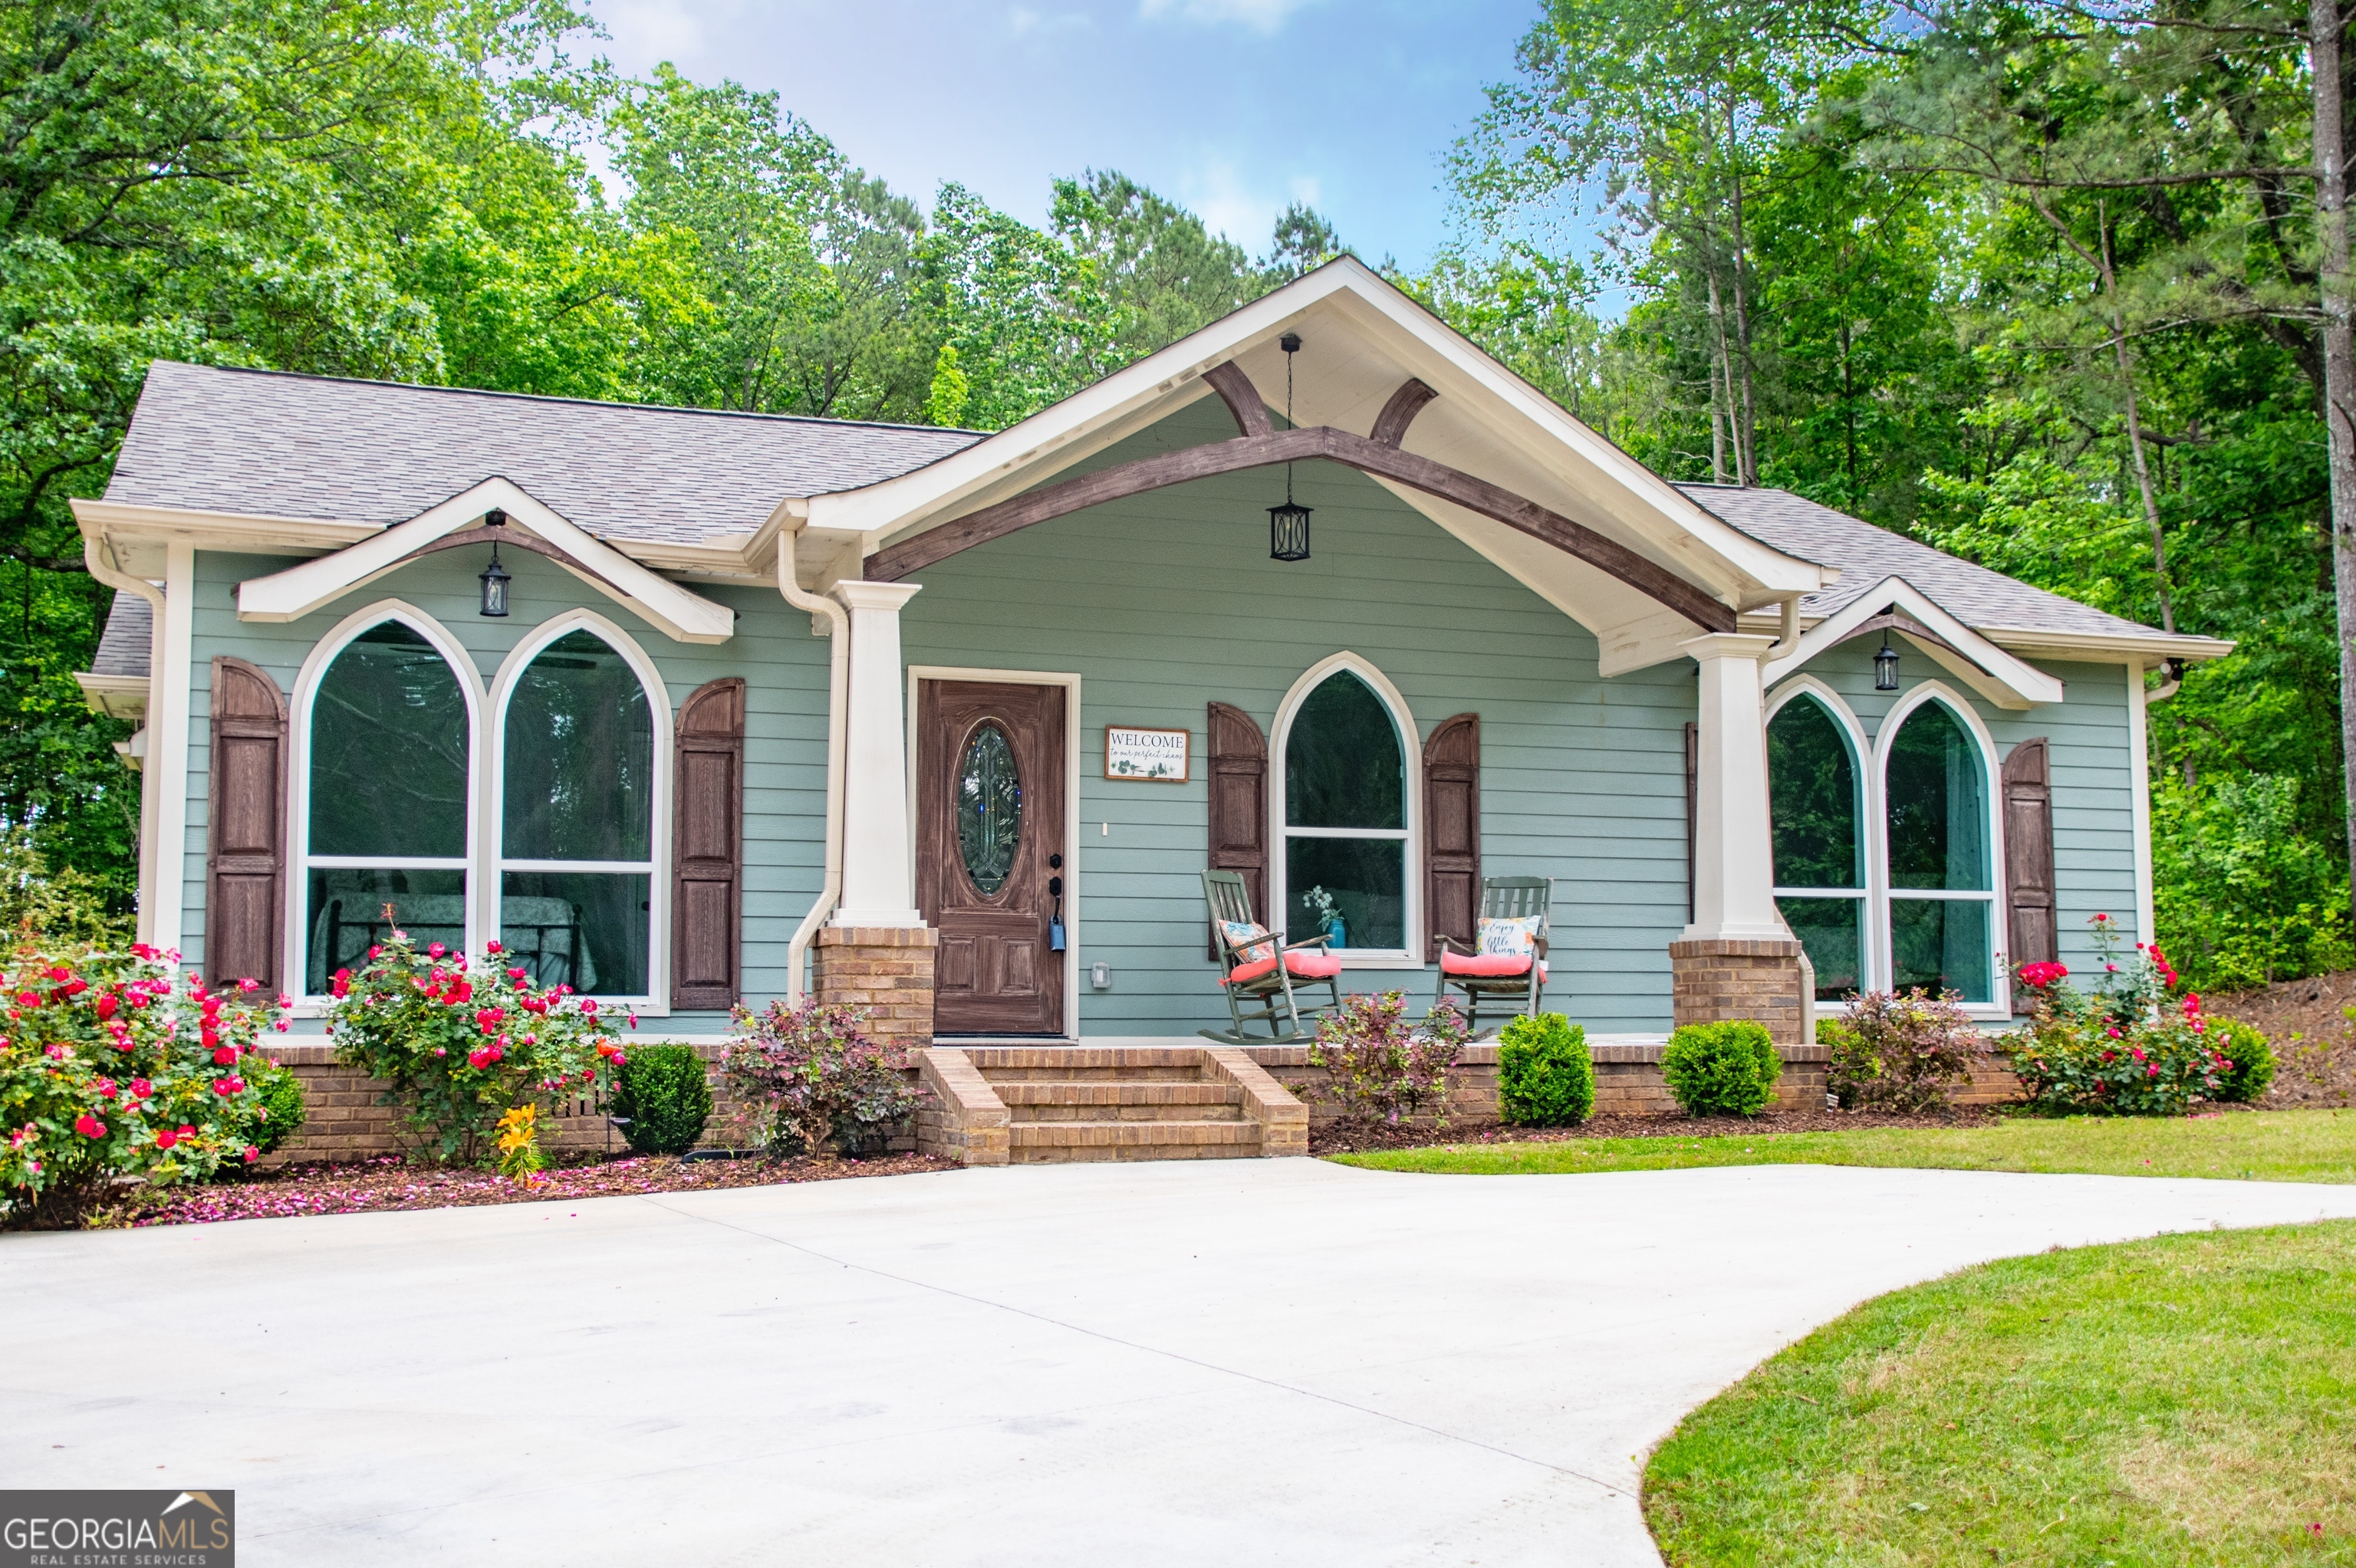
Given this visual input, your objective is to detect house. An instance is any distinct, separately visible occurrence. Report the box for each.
[74,259,2229,1159]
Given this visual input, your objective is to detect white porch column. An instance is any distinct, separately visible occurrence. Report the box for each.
[830,580,924,927]
[1680,632,1785,942]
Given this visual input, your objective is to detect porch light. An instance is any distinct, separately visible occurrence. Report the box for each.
[479,508,512,618]
[1874,630,1900,691]
[1269,331,1311,562]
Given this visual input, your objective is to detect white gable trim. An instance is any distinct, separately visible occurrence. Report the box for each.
[1763,577,2065,711]
[233,477,735,645]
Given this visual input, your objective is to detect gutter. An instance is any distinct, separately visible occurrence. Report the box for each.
[776,530,849,1007]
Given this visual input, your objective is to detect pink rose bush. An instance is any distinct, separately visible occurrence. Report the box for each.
[327,926,627,1162]
[2006,917,2229,1116]
[2,942,282,1227]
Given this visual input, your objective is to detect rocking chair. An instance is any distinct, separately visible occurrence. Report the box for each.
[1435,876,1552,1039]
[1199,869,1344,1044]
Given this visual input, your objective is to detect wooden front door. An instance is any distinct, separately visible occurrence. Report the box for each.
[917,679,1067,1035]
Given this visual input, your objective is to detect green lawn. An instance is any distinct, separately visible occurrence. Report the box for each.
[1643,1220,2356,1566]
[1332,1109,2356,1183]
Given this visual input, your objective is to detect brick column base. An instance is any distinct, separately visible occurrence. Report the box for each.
[1669,937,1807,1047]
[814,925,937,1055]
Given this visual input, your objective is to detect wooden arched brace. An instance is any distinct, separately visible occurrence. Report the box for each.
[1201,360,1272,438]
[1370,378,1439,446]
[1833,610,1995,678]
[864,422,1739,635]
[405,524,601,579]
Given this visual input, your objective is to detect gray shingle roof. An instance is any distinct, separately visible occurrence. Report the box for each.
[92,592,150,676]
[1678,482,2177,645]
[106,362,984,545]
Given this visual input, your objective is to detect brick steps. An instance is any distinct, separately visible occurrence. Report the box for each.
[916,1044,1311,1165]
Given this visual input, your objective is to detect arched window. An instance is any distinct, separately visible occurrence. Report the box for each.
[1280,666,1409,953]
[1768,691,1864,1001]
[301,619,472,993]
[1882,697,1995,1002]
[499,628,657,997]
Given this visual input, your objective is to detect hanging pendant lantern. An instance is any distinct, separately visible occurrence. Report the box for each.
[1874,630,1900,691]
[479,508,512,618]
[1269,331,1311,563]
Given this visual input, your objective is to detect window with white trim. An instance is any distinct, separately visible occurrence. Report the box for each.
[1768,692,1865,1001]
[497,628,656,998]
[301,620,471,991]
[1281,667,1409,952]
[1882,697,1997,1003]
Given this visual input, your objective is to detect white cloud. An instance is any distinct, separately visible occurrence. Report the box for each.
[1137,0,1321,34]
[1007,6,1094,35]
[1176,159,1312,251]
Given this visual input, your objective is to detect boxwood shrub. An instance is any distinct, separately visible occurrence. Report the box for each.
[613,1043,713,1156]
[1661,1021,1781,1117]
[2207,1017,2275,1104]
[246,1059,308,1157]
[1498,1014,1595,1126]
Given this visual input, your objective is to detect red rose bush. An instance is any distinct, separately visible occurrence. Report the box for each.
[2006,916,2230,1116]
[2,942,285,1227]
[326,926,627,1162]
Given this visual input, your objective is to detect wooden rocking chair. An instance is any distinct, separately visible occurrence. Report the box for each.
[1435,876,1552,1039]
[1199,869,1344,1044]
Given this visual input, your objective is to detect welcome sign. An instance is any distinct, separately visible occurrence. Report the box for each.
[1104,725,1189,782]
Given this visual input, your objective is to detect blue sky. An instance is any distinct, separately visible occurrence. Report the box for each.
[585,0,1541,271]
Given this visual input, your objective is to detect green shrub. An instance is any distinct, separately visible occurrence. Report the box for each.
[613,1043,712,1155]
[242,1059,307,1157]
[1497,1014,1594,1126]
[2207,1017,2275,1104]
[1661,1021,1781,1117]
[1823,989,1977,1112]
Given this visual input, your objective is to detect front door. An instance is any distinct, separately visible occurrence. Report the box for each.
[917,679,1067,1035]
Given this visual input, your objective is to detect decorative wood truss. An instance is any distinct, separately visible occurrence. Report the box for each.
[864,362,1739,635]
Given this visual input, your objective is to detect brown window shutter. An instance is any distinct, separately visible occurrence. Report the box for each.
[672,678,745,1010]
[1206,702,1268,954]
[2002,737,2058,967]
[1684,721,1700,923]
[1423,713,1480,962]
[206,657,288,991]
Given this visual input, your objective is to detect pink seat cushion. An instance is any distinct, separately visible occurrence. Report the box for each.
[1440,951,1547,980]
[1226,951,1346,986]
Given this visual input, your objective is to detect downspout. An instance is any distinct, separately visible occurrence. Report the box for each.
[778,528,850,1008]
[2145,656,2185,705]
[1765,594,1802,661]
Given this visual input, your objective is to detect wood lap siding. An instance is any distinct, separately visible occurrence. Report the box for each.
[206,657,287,991]
[2002,738,2058,966]
[1422,713,1479,962]
[1206,702,1268,952]
[672,678,745,1010]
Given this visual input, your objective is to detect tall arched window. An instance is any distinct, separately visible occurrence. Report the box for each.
[301,619,471,992]
[1882,697,1995,1002]
[1281,666,1409,953]
[1768,691,1864,1001]
[499,628,656,997]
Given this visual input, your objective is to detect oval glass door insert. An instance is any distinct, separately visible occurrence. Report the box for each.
[956,722,1022,896]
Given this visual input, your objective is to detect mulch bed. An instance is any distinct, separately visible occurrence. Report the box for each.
[109,1149,956,1229]
[1309,1105,2005,1156]
[2208,971,2356,1109]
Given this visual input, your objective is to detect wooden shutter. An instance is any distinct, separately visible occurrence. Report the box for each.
[2002,737,2058,966]
[1684,721,1700,923]
[1206,702,1268,954]
[671,678,745,1010]
[1423,713,1480,962]
[206,657,287,991]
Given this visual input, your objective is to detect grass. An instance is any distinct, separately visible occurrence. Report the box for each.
[1643,1220,2356,1566]
[1331,1108,2356,1184]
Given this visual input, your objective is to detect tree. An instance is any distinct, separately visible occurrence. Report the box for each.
[1051,169,1265,360]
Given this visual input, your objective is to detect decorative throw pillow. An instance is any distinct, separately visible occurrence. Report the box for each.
[1476,915,1541,958]
[1221,920,1275,966]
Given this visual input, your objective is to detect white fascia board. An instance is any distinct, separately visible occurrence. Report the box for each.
[234,477,735,644]
[1764,577,2065,710]
[73,672,148,722]
[1979,624,2236,664]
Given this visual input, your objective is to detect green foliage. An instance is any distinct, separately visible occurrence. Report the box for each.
[1302,992,1470,1128]
[0,824,130,948]
[1496,1013,1595,1126]
[720,1000,916,1157]
[2151,774,2354,993]
[325,929,627,1162]
[612,1042,712,1155]
[241,1058,307,1158]
[2206,1018,2275,1106]
[1661,1021,1782,1117]
[1823,989,1978,1112]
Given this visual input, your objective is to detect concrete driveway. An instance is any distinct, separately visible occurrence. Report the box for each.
[9,1160,2356,1566]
